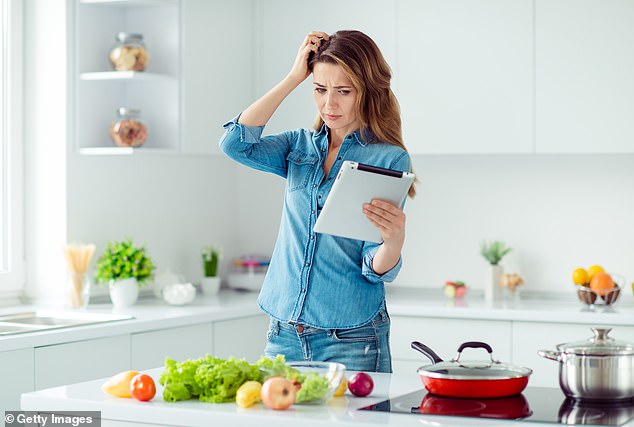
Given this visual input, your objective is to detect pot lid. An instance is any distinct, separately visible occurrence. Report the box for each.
[556,328,634,356]
[417,359,532,380]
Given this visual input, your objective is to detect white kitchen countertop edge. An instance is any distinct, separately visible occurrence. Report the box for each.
[21,368,595,427]
[2,287,633,353]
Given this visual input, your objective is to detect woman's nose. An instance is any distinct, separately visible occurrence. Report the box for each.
[324,93,337,109]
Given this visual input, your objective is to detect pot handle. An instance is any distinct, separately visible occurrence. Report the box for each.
[457,341,493,354]
[411,341,444,364]
[537,349,561,362]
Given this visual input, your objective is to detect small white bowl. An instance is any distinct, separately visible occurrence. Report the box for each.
[162,283,196,306]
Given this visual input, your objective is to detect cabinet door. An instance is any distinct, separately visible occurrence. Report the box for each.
[131,323,213,370]
[255,0,397,135]
[213,315,268,361]
[398,0,533,154]
[512,322,634,388]
[390,316,512,374]
[34,335,130,390]
[1,349,34,414]
[535,0,634,153]
[181,0,254,155]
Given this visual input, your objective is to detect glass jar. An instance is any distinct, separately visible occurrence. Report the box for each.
[109,107,148,147]
[109,32,150,71]
[66,272,90,309]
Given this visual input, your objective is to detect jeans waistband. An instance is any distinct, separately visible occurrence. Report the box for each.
[272,307,389,334]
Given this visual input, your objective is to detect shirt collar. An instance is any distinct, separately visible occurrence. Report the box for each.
[316,124,370,147]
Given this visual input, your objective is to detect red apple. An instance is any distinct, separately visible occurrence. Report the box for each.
[260,377,296,410]
[348,372,374,397]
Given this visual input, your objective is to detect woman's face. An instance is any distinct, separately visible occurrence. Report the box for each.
[312,62,360,136]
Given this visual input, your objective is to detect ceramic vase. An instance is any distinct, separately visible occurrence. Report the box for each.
[109,277,139,307]
[485,264,504,305]
[201,276,221,296]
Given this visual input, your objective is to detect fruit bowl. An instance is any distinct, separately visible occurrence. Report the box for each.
[575,274,625,306]
[286,361,346,403]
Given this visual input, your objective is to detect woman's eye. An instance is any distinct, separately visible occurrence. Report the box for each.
[339,90,351,96]
[315,88,326,94]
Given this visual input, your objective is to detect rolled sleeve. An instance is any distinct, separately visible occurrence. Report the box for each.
[219,113,291,177]
[361,244,402,284]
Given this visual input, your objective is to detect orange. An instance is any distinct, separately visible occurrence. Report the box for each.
[589,272,615,297]
[572,268,588,285]
[587,265,605,282]
[101,370,139,398]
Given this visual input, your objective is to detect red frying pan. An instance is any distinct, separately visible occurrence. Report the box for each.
[411,341,532,399]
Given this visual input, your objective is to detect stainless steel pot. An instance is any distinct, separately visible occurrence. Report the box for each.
[538,328,634,401]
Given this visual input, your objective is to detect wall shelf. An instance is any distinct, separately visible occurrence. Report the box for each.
[74,0,181,154]
[80,71,177,82]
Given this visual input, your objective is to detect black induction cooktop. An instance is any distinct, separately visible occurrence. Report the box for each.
[359,387,634,426]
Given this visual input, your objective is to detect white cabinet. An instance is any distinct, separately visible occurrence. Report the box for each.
[512,322,634,388]
[75,0,180,154]
[34,335,130,390]
[397,0,533,154]
[0,349,34,419]
[212,314,268,361]
[390,316,512,374]
[131,323,213,370]
[535,0,634,153]
[181,0,254,155]
[255,0,397,135]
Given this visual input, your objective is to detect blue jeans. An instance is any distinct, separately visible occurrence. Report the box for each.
[264,308,393,373]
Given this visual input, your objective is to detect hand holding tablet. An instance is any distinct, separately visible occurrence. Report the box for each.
[313,161,415,243]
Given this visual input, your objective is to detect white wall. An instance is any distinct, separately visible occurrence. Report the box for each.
[232,152,634,295]
[58,0,634,302]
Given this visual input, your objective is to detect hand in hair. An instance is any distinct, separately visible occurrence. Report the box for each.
[287,31,330,85]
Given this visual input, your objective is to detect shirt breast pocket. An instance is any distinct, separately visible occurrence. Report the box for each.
[286,149,319,192]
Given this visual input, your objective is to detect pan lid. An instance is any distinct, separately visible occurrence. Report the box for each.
[556,328,634,356]
[413,341,532,380]
[417,359,532,380]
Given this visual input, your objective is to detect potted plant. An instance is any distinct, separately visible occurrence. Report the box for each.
[94,238,155,307]
[480,240,512,304]
[201,245,222,295]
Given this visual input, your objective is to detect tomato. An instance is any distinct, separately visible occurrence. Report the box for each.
[130,373,156,402]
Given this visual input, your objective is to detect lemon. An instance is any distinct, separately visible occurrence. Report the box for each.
[587,265,605,282]
[333,376,347,397]
[572,268,588,285]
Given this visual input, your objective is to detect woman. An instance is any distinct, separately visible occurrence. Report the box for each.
[219,30,416,373]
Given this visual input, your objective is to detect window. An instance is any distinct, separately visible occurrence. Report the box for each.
[0,0,24,298]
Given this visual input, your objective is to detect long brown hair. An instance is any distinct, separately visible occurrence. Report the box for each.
[308,30,417,198]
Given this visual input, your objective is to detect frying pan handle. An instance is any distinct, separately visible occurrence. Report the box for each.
[457,341,493,354]
[411,341,444,364]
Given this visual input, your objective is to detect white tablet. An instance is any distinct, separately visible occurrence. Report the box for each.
[313,161,415,243]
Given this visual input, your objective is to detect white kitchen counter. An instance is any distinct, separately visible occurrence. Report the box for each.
[1,286,633,353]
[386,287,634,326]
[0,291,262,352]
[20,368,633,427]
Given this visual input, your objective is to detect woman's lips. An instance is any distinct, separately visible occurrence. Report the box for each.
[325,114,341,121]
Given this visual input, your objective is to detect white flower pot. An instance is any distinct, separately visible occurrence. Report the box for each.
[201,276,221,296]
[109,277,139,307]
[484,264,504,305]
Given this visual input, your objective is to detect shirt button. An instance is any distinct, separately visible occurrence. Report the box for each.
[305,262,310,267]
[311,210,315,214]
[313,184,317,188]
[318,195,321,199]
[338,156,342,160]
[310,235,314,240]
[296,325,304,333]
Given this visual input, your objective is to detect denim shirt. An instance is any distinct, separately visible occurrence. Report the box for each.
[219,115,411,329]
